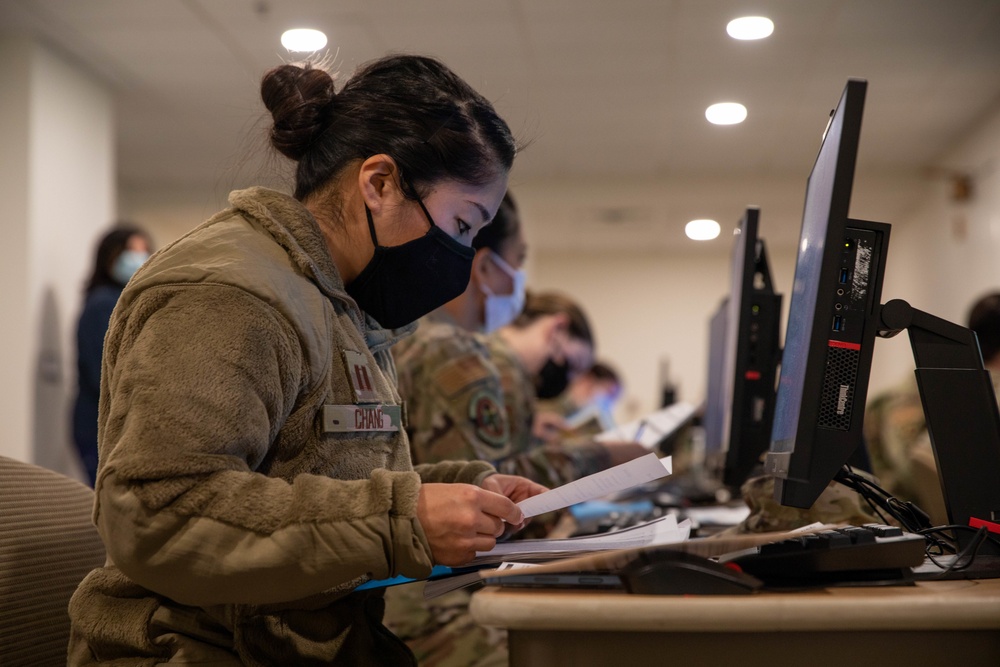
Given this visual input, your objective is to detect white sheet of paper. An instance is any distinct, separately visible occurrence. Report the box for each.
[516,453,672,519]
[594,401,696,449]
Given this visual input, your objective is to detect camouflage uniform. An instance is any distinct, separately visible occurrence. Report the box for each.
[722,474,881,536]
[863,375,932,507]
[385,312,610,666]
[392,310,610,487]
[864,371,1000,526]
[484,333,611,487]
[534,393,577,420]
[719,372,1000,537]
[393,311,513,466]
[719,373,1000,536]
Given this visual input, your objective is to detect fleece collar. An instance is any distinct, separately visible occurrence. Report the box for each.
[228,187,416,352]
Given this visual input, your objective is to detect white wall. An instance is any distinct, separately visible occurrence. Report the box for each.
[0,39,114,475]
[119,186,243,249]
[0,40,33,463]
[913,105,1000,322]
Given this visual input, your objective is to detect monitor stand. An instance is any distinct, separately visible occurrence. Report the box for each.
[877,299,1000,577]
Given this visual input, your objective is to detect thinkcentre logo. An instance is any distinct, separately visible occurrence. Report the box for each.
[836,385,850,415]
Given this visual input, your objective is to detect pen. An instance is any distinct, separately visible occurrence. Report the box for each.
[633,420,647,443]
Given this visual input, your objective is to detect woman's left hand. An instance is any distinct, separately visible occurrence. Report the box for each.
[480,473,548,538]
[480,473,547,504]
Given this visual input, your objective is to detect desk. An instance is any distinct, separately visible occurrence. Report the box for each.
[470,579,1000,667]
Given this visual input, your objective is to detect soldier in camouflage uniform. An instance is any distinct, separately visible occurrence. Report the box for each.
[485,294,638,488]
[863,375,940,513]
[536,360,623,435]
[386,294,647,667]
[386,199,644,666]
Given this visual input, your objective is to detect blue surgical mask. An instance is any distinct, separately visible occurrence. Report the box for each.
[591,393,618,417]
[111,250,149,285]
[481,250,527,333]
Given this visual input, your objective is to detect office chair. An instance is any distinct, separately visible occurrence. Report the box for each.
[0,456,106,666]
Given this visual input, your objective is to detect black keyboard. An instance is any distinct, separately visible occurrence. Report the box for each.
[722,524,927,585]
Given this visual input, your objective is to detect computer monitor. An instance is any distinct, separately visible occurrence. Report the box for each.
[702,297,729,464]
[704,208,783,488]
[763,78,1000,569]
[763,79,890,508]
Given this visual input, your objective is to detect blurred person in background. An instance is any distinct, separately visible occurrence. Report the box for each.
[388,289,645,666]
[433,191,527,334]
[72,225,152,486]
[864,291,1000,525]
[536,360,623,435]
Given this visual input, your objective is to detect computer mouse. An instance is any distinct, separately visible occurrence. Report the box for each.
[619,548,763,596]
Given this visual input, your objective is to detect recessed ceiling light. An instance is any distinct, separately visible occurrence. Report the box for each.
[705,102,747,125]
[686,219,721,241]
[727,16,774,40]
[281,28,328,52]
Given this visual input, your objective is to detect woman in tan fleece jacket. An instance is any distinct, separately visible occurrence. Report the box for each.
[67,54,544,666]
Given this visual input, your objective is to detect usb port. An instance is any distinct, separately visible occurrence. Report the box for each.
[833,315,844,332]
[839,268,849,284]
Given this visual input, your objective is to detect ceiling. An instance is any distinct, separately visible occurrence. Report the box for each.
[3,0,1000,249]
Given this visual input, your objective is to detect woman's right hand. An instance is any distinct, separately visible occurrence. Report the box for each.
[416,483,525,566]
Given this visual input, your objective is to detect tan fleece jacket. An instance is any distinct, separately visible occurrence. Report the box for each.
[67,187,494,666]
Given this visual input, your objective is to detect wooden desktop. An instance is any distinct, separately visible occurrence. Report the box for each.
[470,577,1000,667]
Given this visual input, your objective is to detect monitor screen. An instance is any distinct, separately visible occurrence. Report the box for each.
[704,208,782,488]
[764,79,890,508]
[702,297,729,462]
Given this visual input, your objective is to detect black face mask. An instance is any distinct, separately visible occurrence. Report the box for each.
[536,359,571,399]
[345,199,475,329]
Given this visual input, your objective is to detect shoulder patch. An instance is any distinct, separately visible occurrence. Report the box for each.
[468,389,509,449]
[434,354,495,398]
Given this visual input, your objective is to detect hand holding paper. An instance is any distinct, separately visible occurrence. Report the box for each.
[481,473,548,504]
[417,483,524,565]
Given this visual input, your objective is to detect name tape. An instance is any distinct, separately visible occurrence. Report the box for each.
[323,404,401,433]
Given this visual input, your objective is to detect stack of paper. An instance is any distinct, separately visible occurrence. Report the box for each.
[425,515,691,599]
[470,515,690,566]
[362,453,675,596]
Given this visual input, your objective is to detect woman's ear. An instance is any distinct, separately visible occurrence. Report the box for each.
[535,313,563,347]
[357,154,402,215]
[550,312,570,334]
[470,248,492,289]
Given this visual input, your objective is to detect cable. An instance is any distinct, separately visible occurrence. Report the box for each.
[833,465,1000,576]
[929,526,992,577]
[833,466,933,534]
[833,466,981,566]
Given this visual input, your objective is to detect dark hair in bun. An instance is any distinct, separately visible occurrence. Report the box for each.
[261,65,337,162]
[261,54,517,201]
